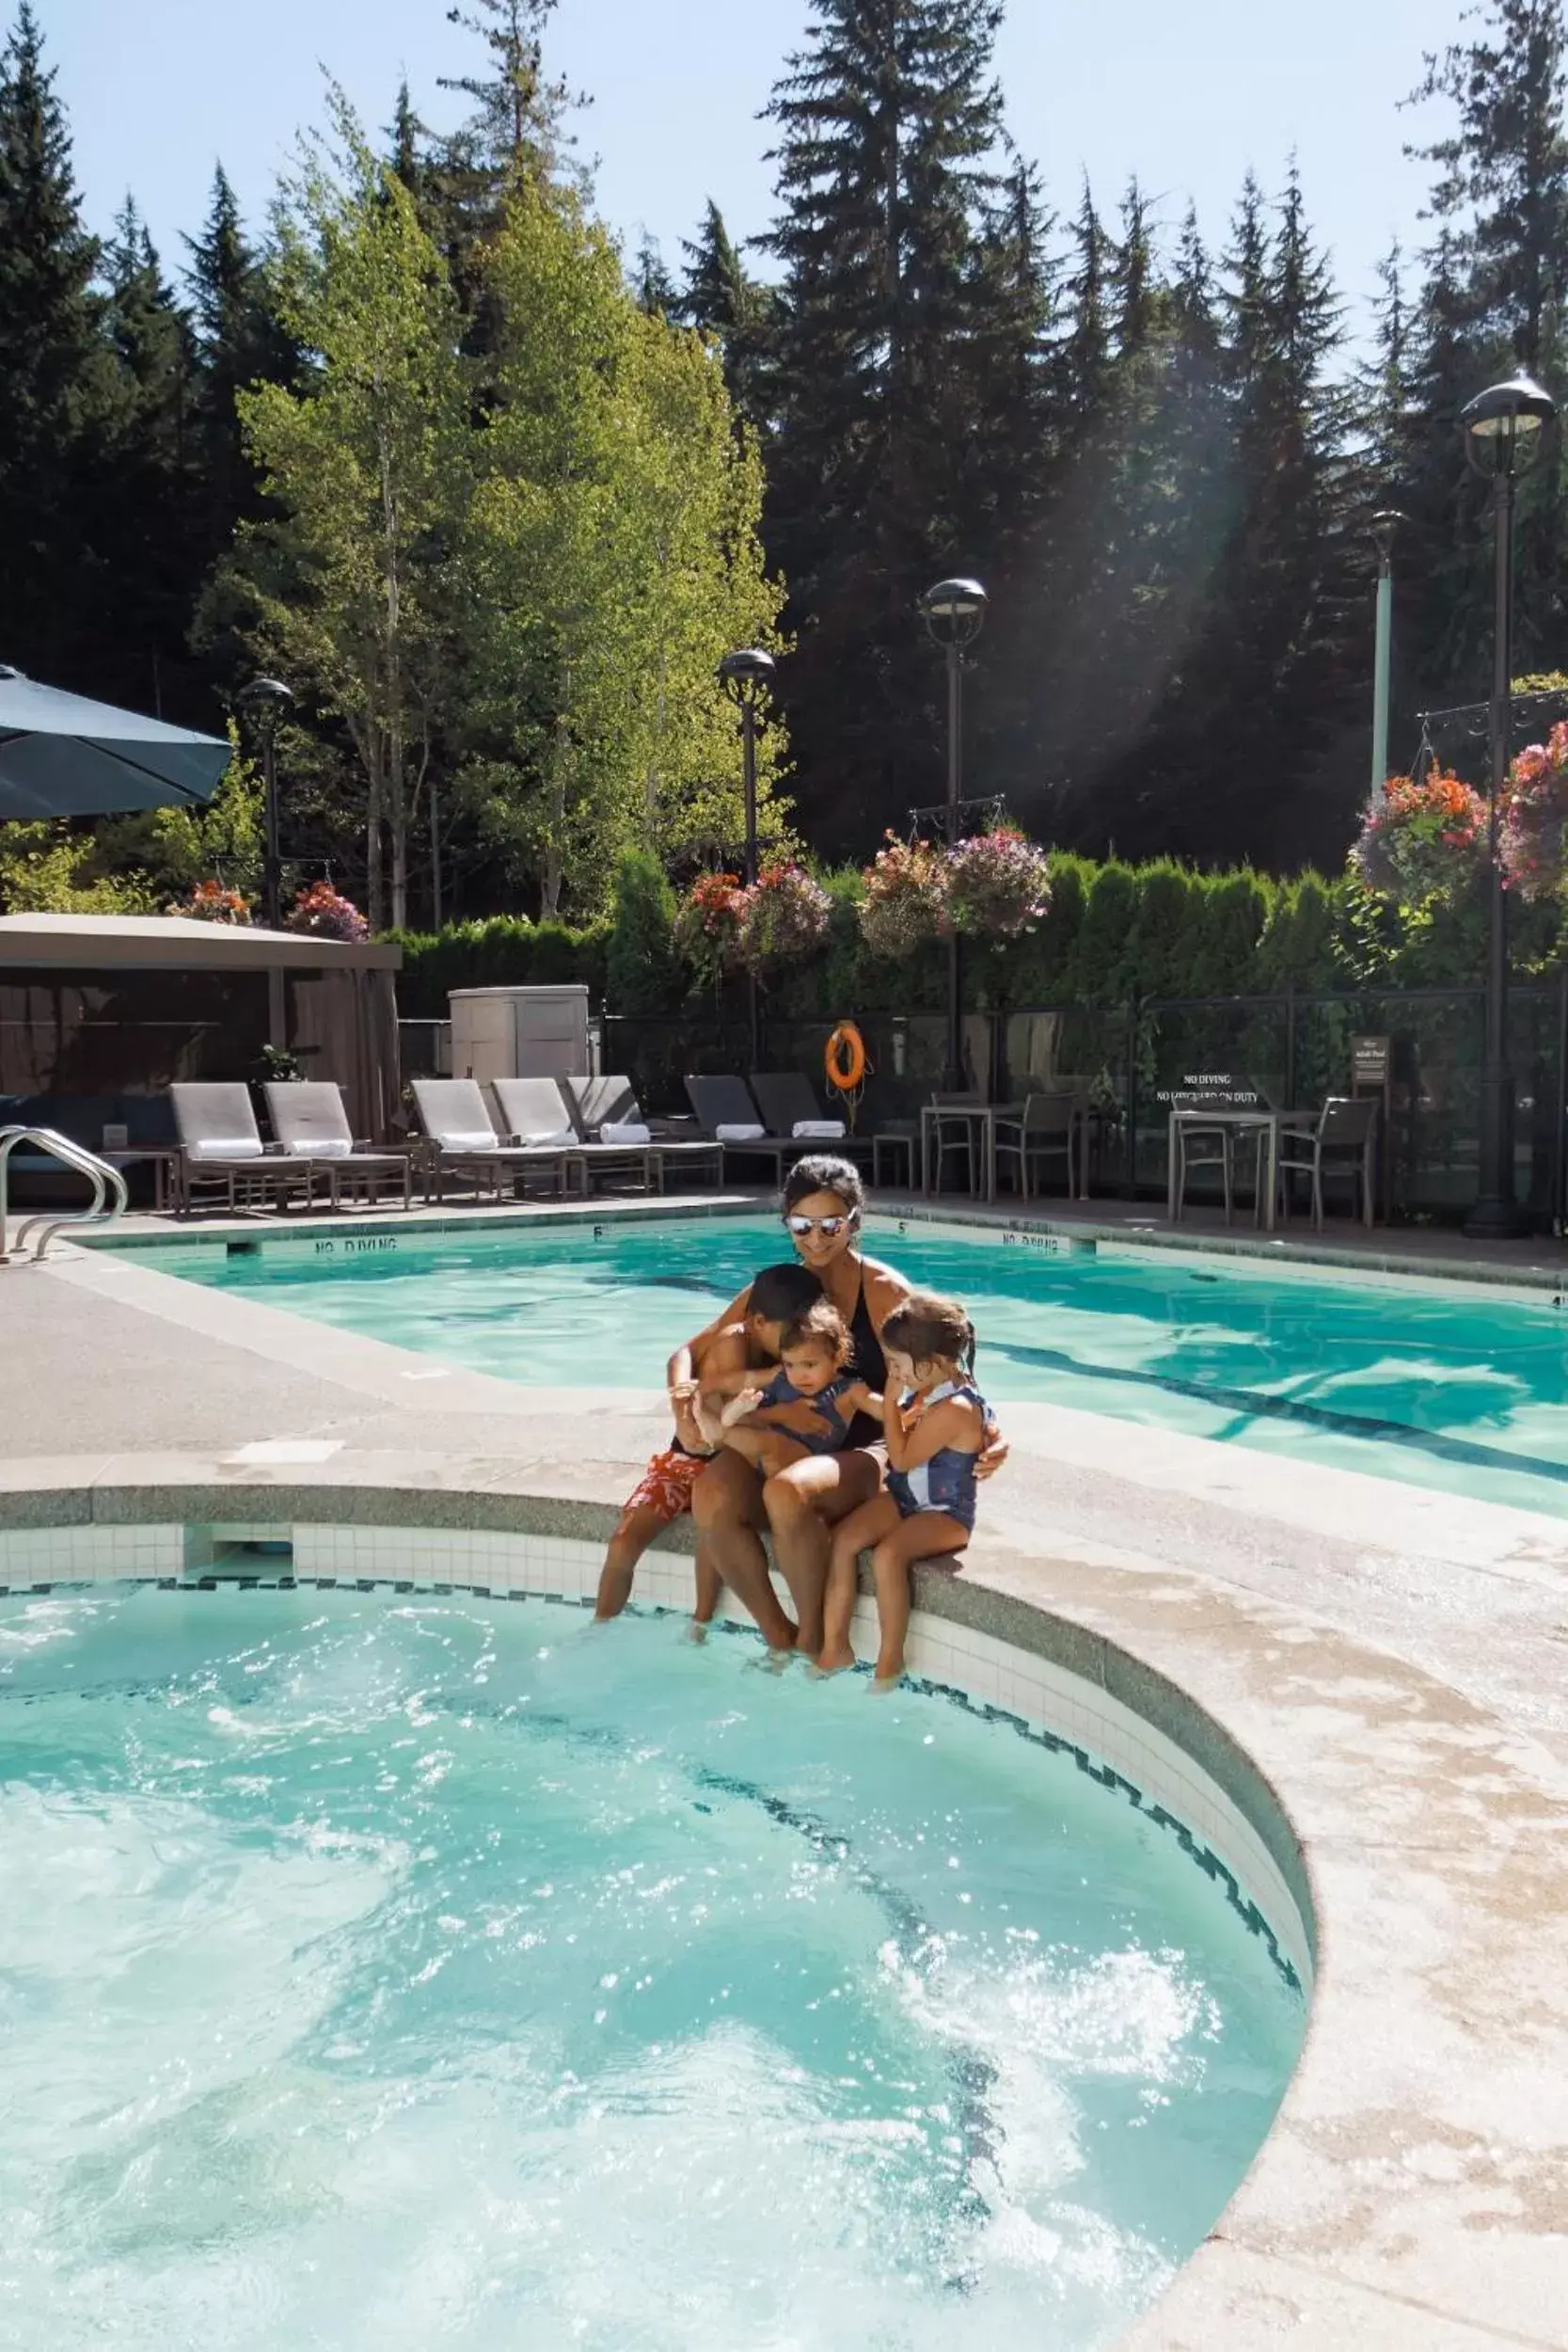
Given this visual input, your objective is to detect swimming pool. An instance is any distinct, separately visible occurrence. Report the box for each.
[137,1212,1568,1518]
[0,1579,1302,2351]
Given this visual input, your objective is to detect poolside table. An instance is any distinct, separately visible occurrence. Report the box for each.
[1165,1105,1319,1232]
[921,1098,1091,1204]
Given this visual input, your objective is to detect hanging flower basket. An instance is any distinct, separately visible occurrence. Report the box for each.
[1500,722,1568,900]
[736,860,832,973]
[674,870,748,992]
[285,882,370,943]
[1350,771,1488,902]
[179,878,252,926]
[942,826,1053,940]
[858,834,947,959]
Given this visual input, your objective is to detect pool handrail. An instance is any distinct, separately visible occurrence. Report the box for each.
[0,1125,128,1263]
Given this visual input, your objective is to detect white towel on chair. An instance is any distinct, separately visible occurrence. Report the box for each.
[599,1121,652,1145]
[716,1122,766,1143]
[282,1137,352,1158]
[792,1120,846,1139]
[518,1129,578,1148]
[185,1136,263,1163]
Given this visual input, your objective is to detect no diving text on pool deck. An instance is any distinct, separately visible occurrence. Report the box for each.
[311,1234,402,1256]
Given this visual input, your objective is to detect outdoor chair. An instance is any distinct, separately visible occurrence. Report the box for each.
[925,1091,985,1195]
[993,1091,1079,1200]
[408,1078,580,1203]
[684,1074,811,1179]
[561,1074,723,1193]
[1275,1096,1378,1231]
[169,1082,322,1218]
[1168,1090,1236,1225]
[493,1074,657,1197]
[262,1082,413,1211]
[748,1072,873,1166]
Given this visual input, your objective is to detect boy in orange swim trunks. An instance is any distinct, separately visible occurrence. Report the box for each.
[593,1263,823,1627]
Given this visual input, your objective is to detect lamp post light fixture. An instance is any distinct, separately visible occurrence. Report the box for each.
[718,646,777,1070]
[920,577,988,1089]
[1370,510,1405,815]
[1459,374,1557,1241]
[239,676,294,931]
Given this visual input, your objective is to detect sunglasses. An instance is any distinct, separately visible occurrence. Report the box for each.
[784,1211,858,1238]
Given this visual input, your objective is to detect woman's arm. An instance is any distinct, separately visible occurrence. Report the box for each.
[885,1397,982,1472]
[667,1286,753,1390]
[860,1258,913,1334]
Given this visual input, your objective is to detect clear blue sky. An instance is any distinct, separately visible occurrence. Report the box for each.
[43,0,1452,339]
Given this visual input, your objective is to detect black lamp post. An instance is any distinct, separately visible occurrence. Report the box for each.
[239,676,293,931]
[920,577,988,1089]
[718,646,776,1071]
[1459,374,1557,1241]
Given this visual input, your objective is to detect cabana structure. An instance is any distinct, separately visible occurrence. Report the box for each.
[0,915,402,1176]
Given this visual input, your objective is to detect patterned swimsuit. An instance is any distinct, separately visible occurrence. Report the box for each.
[755,1368,859,1455]
[886,1379,987,1533]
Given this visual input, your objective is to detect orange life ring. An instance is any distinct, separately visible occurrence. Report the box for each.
[825,1022,867,1094]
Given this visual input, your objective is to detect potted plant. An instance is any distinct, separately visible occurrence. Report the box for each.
[674,870,748,993]
[1500,722,1568,900]
[858,834,947,958]
[286,882,371,943]
[1351,771,1488,902]
[736,860,832,972]
[179,878,252,925]
[942,826,1053,939]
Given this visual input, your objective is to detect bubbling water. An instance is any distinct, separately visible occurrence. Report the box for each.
[0,1587,1302,2350]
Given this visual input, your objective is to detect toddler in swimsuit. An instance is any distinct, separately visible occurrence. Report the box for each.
[706,1298,880,1478]
[816,1291,988,1689]
[594,1263,823,1624]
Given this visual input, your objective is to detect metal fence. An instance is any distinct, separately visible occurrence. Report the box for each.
[605,978,1568,1229]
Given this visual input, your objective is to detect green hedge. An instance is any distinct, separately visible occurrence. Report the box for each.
[388,916,610,1018]
[388,853,1543,1022]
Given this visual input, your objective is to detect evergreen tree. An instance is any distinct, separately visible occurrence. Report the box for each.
[762,0,1011,850]
[0,0,113,685]
[631,231,677,317]
[97,199,204,715]
[183,164,297,588]
[1406,0,1568,372]
[679,198,776,425]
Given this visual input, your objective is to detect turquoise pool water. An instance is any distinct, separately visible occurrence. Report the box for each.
[0,1584,1301,2350]
[140,1214,1568,1518]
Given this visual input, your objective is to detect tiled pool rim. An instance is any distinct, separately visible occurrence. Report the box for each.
[0,1498,1312,2002]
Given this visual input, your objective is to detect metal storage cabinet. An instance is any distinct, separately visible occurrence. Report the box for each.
[448,985,591,1082]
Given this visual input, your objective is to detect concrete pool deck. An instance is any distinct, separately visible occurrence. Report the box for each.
[3,1198,1568,2346]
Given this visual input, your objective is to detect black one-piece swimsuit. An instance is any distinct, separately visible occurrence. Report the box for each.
[845,1266,888,1449]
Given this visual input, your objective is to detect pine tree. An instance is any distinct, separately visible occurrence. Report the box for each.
[1406,0,1568,372]
[631,232,677,317]
[762,0,1011,850]
[679,198,776,425]
[97,199,204,715]
[0,0,114,685]
[183,165,296,577]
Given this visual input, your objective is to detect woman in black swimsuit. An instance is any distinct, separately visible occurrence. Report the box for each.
[673,1156,1004,1658]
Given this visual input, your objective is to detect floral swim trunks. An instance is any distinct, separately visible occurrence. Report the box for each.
[619,1445,713,1527]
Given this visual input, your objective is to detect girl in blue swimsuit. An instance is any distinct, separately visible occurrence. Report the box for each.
[705,1298,880,1478]
[816,1292,988,1689]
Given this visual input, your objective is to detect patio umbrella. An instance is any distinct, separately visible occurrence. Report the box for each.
[0,666,230,819]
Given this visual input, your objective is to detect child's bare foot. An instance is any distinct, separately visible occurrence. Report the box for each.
[869,1657,907,1692]
[809,1643,857,1678]
[685,1619,708,1644]
[721,1388,764,1427]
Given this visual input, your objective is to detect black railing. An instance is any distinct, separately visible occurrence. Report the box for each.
[604,974,1568,1231]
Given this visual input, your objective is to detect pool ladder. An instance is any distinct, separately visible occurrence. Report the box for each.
[0,1126,130,1263]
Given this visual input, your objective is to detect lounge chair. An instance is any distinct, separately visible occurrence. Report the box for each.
[262,1082,413,1211]
[170,1082,321,1218]
[684,1074,811,1179]
[408,1078,580,1203]
[491,1075,650,1196]
[561,1074,724,1192]
[749,1072,874,1167]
